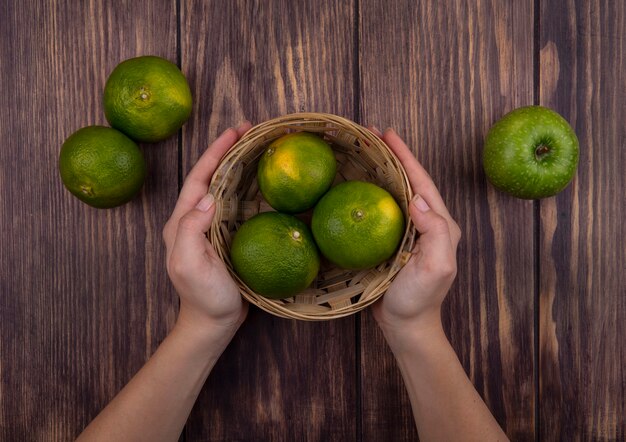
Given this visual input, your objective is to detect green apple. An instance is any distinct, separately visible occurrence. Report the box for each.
[483,106,579,199]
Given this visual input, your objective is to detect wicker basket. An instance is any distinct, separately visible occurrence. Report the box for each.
[208,113,417,320]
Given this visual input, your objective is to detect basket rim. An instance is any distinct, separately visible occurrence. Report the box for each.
[208,112,415,321]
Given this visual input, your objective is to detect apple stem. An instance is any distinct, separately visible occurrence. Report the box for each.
[535,144,550,158]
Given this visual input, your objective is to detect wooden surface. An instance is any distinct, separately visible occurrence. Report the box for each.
[539,2,626,440]
[0,1,623,441]
[359,2,536,440]
[180,2,357,440]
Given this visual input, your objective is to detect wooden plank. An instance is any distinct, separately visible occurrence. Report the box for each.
[0,1,179,439]
[180,1,357,440]
[358,1,536,440]
[539,1,626,440]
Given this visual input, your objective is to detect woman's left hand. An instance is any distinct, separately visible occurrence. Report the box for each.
[162,122,252,335]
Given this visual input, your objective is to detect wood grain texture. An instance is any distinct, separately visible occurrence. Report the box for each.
[180,1,357,440]
[2,1,625,440]
[539,1,626,440]
[358,1,536,440]
[0,1,179,439]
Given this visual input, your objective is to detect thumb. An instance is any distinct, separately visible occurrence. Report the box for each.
[171,193,216,262]
[408,194,454,265]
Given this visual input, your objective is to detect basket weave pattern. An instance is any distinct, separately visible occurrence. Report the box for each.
[208,113,416,320]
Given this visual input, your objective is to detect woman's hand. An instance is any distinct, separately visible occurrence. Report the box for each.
[162,122,252,336]
[78,123,254,442]
[370,128,462,340]
[366,129,508,441]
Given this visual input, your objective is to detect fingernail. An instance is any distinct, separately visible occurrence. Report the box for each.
[412,194,430,212]
[384,127,395,135]
[196,193,215,212]
[371,126,380,133]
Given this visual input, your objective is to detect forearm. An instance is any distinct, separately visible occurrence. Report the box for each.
[78,319,237,442]
[382,316,508,442]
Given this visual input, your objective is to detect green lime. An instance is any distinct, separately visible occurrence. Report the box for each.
[230,212,320,299]
[311,181,405,270]
[103,55,192,142]
[59,126,146,208]
[257,132,337,213]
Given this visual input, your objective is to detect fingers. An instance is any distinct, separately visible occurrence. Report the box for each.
[168,194,216,274]
[164,121,250,249]
[378,127,461,248]
[369,125,448,216]
[408,195,457,279]
[367,125,383,138]
[185,121,251,187]
[236,121,253,137]
[179,122,249,201]
[381,128,452,219]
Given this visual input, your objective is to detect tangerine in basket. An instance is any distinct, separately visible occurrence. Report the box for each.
[230,212,320,299]
[311,180,405,270]
[257,132,336,213]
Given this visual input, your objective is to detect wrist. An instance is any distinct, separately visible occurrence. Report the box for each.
[378,309,447,354]
[173,307,241,354]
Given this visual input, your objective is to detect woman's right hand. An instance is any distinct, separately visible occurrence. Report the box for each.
[368,129,509,442]
[370,128,462,343]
